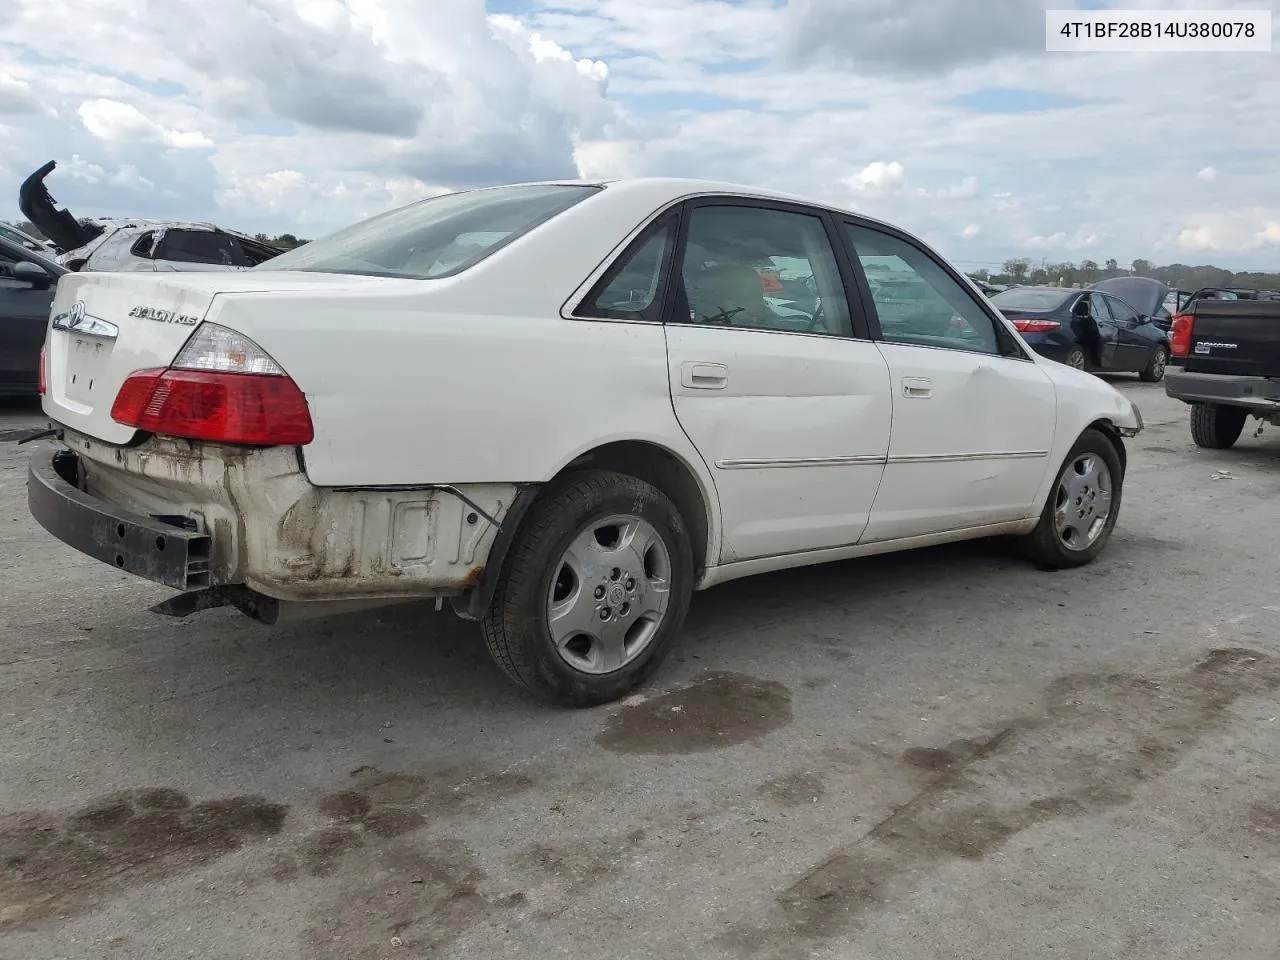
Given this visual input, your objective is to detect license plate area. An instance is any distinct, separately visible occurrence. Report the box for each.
[63,335,116,406]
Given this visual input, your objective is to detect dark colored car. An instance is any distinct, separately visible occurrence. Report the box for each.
[1089,276,1174,331]
[0,234,65,395]
[989,284,1171,382]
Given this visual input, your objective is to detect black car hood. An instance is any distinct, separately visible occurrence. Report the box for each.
[1089,276,1169,318]
[18,161,104,254]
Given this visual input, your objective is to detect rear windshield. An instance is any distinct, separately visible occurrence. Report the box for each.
[989,287,1072,311]
[261,184,601,280]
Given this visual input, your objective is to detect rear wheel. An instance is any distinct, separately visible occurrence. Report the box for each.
[1020,428,1122,569]
[1139,346,1168,383]
[1065,347,1087,371]
[480,469,694,707]
[1190,402,1248,449]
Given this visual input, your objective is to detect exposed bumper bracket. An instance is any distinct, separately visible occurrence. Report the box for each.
[28,448,212,590]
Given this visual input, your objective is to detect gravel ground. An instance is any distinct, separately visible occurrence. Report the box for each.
[1,380,1278,960]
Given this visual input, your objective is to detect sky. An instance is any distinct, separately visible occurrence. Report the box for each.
[0,0,1277,271]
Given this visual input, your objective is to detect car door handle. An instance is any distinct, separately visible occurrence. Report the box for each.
[902,377,932,398]
[681,361,728,389]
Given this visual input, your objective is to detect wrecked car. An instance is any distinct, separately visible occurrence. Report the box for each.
[990,283,1171,381]
[28,177,1143,707]
[18,160,284,273]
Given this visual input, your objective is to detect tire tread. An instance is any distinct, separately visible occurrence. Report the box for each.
[480,469,693,707]
[1020,428,1123,570]
[1189,402,1247,449]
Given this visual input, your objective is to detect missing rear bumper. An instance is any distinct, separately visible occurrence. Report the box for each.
[27,448,211,590]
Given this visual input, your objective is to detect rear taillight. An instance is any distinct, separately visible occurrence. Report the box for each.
[110,323,313,446]
[1169,312,1194,357]
[1011,318,1061,333]
[37,346,46,395]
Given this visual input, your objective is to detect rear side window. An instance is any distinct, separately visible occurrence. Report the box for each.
[578,219,676,321]
[263,184,601,280]
[157,230,250,267]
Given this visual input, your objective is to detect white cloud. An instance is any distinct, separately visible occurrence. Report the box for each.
[1175,210,1280,253]
[0,0,1275,268]
[78,99,213,149]
[844,160,905,196]
[1027,232,1067,249]
[574,139,642,180]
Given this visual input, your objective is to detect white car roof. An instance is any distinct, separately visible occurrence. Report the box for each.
[444,177,903,233]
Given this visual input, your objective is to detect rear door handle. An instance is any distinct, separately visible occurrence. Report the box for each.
[681,361,728,389]
[902,377,932,398]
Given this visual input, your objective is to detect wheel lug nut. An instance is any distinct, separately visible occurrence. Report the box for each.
[610,567,621,581]
[594,586,606,600]
[599,607,611,620]
[620,602,630,616]
[625,578,635,591]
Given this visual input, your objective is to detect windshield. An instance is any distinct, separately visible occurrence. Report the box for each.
[261,184,601,280]
[990,287,1072,311]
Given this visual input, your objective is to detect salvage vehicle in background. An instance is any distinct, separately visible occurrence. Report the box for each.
[0,234,66,396]
[27,177,1143,706]
[1089,276,1175,331]
[1165,294,1280,448]
[18,160,284,273]
[0,220,56,255]
[988,285,1170,381]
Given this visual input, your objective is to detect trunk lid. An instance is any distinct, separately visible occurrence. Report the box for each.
[1183,299,1280,377]
[41,270,378,445]
[18,161,104,254]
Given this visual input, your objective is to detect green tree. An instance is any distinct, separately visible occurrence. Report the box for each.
[1003,257,1031,281]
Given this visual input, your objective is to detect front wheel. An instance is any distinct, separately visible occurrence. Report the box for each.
[1019,429,1123,569]
[480,469,695,707]
[1139,346,1168,383]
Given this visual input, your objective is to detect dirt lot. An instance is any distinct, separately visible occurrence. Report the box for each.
[1,381,1278,960]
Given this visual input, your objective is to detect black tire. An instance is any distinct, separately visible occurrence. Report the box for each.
[1138,346,1168,383]
[1190,402,1247,449]
[1065,347,1087,371]
[1019,428,1123,570]
[480,469,695,707]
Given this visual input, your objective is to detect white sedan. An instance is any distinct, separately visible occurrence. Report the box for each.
[29,177,1143,706]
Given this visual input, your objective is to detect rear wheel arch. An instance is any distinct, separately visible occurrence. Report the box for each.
[554,440,714,579]
[454,439,717,622]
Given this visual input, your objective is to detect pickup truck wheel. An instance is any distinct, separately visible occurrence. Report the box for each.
[1190,403,1247,449]
[480,469,694,707]
[1139,346,1167,383]
[1020,428,1122,569]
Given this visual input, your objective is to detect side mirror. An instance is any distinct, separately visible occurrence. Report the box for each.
[12,261,52,290]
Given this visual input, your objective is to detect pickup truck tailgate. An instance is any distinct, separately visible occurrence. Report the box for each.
[1183,300,1280,376]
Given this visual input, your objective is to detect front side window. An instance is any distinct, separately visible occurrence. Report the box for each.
[262,184,600,280]
[0,246,21,279]
[675,204,852,337]
[1088,293,1113,323]
[842,222,1002,356]
[1105,295,1138,323]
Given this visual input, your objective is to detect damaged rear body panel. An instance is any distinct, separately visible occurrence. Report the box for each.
[33,428,518,603]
